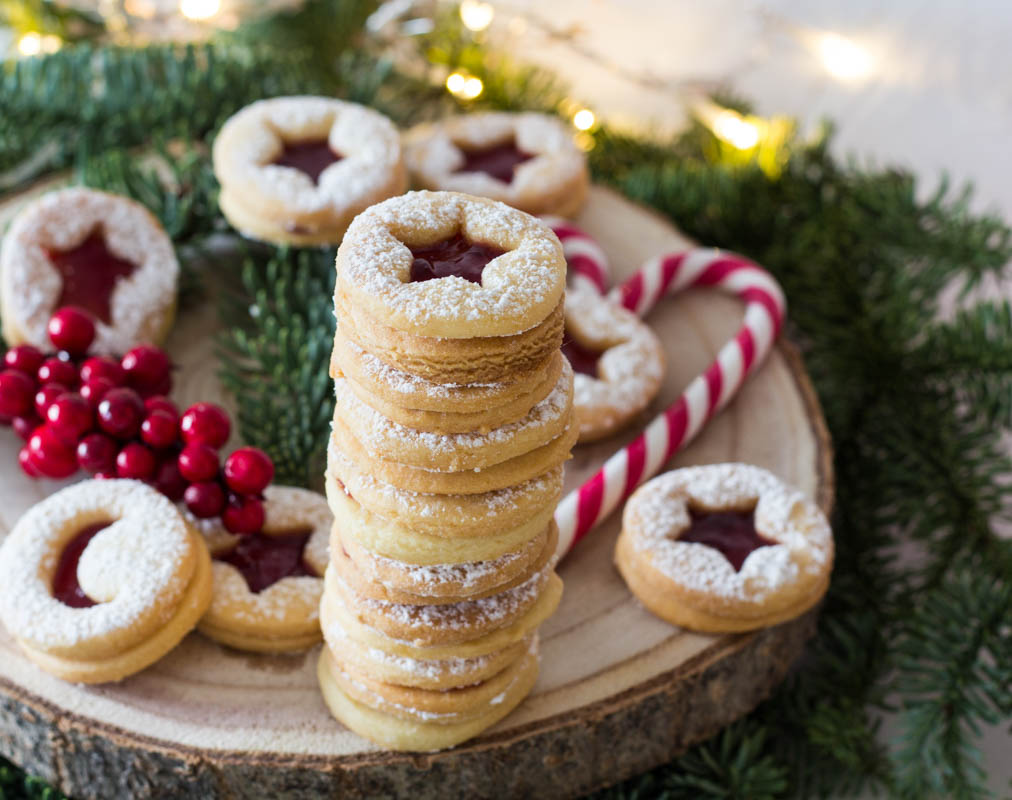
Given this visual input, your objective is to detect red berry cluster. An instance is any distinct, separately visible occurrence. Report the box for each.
[0,306,275,535]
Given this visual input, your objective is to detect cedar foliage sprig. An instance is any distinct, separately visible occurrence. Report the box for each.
[0,3,1010,799]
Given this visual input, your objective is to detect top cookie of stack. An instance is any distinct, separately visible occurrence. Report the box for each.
[320,190,575,752]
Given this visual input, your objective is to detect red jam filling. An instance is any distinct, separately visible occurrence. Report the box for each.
[271,140,342,184]
[45,231,138,325]
[680,508,776,572]
[561,332,603,377]
[216,528,317,594]
[408,233,504,284]
[52,521,111,608]
[455,140,533,184]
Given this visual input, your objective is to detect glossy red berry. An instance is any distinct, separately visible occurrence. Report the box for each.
[27,424,78,478]
[223,447,274,494]
[18,446,41,477]
[94,471,117,480]
[46,392,93,442]
[76,432,118,475]
[37,357,77,387]
[116,442,156,480]
[79,377,115,409]
[4,345,44,376]
[122,346,171,396]
[12,412,41,441]
[184,481,225,518]
[180,402,230,449]
[151,456,187,501]
[177,442,219,482]
[96,387,144,439]
[140,409,179,449]
[79,356,126,386]
[47,307,95,356]
[34,382,69,418]
[222,494,265,534]
[144,395,178,416]
[0,369,36,417]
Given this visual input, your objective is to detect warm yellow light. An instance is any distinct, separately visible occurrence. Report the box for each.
[817,33,873,81]
[446,72,467,94]
[460,0,494,32]
[711,110,760,150]
[125,0,157,18]
[572,109,595,131]
[180,0,220,20]
[17,32,42,56]
[460,76,484,100]
[40,34,62,53]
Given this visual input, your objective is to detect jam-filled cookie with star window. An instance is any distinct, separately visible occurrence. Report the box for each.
[197,486,332,654]
[213,96,407,246]
[0,187,179,355]
[403,112,589,218]
[615,463,834,633]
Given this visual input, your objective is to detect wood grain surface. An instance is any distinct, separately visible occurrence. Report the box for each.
[0,185,833,799]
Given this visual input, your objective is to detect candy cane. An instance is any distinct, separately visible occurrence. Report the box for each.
[543,216,611,295]
[555,248,787,557]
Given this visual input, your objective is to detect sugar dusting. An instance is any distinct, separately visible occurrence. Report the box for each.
[627,464,832,601]
[0,479,192,650]
[338,191,564,329]
[0,187,179,353]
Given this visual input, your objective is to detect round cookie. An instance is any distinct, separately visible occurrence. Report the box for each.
[329,415,576,496]
[335,517,552,600]
[197,486,331,654]
[322,569,563,662]
[325,609,534,690]
[332,338,564,433]
[317,641,539,752]
[335,288,564,384]
[0,479,211,684]
[614,463,834,633]
[335,191,566,339]
[0,187,179,354]
[326,480,556,566]
[564,282,666,442]
[213,96,407,245]
[326,438,564,543]
[331,520,558,607]
[404,112,589,218]
[326,561,556,648]
[332,358,572,471]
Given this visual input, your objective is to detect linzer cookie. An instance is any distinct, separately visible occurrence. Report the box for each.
[615,463,834,633]
[403,112,589,217]
[563,282,665,442]
[197,486,331,654]
[320,190,571,751]
[0,187,179,355]
[213,96,407,245]
[0,479,212,684]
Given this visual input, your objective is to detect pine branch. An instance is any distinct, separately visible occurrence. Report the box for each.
[216,246,336,488]
[892,560,1012,800]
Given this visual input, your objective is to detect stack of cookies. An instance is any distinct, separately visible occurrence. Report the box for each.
[318,190,575,751]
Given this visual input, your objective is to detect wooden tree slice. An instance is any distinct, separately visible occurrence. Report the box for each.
[0,186,833,799]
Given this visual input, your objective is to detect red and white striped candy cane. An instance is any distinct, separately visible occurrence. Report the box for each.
[555,248,787,557]
[542,216,611,295]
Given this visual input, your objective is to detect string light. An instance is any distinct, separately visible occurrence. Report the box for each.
[179,0,220,21]
[17,32,42,56]
[459,0,494,33]
[815,32,873,81]
[446,72,484,100]
[460,76,484,99]
[572,108,595,131]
